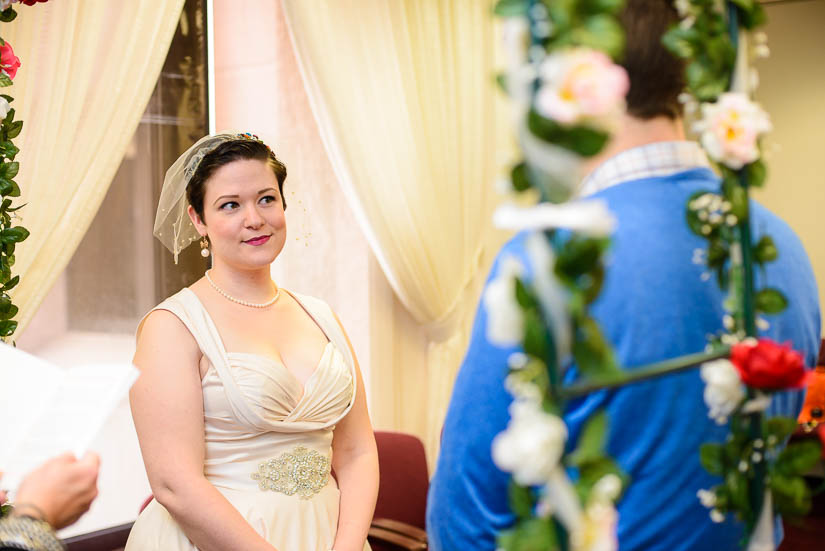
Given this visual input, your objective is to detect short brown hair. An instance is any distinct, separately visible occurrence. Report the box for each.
[619,0,685,120]
[186,139,287,221]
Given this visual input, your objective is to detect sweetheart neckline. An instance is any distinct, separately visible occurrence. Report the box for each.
[183,287,336,399]
[226,341,336,393]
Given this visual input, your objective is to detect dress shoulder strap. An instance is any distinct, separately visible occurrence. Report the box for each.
[286,291,355,371]
[136,288,272,431]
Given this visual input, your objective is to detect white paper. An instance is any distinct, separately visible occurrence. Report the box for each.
[0,343,139,493]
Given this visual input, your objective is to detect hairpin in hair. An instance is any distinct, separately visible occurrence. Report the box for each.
[236,132,273,155]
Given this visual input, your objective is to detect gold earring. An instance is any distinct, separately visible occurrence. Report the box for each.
[200,236,210,258]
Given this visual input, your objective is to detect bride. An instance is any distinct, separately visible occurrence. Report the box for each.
[125,133,377,551]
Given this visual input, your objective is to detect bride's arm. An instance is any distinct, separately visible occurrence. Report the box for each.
[130,310,277,551]
[330,313,379,551]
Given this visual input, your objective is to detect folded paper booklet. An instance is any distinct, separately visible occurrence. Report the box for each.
[0,342,139,494]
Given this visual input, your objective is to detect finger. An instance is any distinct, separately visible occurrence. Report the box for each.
[78,452,101,471]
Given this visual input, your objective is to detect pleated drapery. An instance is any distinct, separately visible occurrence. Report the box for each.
[5,0,185,333]
[282,0,509,460]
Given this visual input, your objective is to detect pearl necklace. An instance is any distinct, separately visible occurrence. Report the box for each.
[205,270,280,308]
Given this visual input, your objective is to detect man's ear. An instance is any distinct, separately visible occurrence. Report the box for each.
[187,204,207,237]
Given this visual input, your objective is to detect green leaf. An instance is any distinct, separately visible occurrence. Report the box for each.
[493,0,528,17]
[574,455,627,502]
[571,316,619,378]
[526,110,609,157]
[582,0,624,13]
[508,481,535,520]
[1,161,19,179]
[6,120,22,139]
[496,73,509,95]
[0,303,17,321]
[755,288,788,314]
[686,60,729,102]
[511,162,531,193]
[8,180,19,197]
[699,443,725,476]
[662,26,700,59]
[0,319,16,337]
[514,277,536,310]
[571,14,625,59]
[764,417,798,443]
[774,440,822,477]
[0,226,29,244]
[523,308,549,362]
[707,239,728,269]
[771,474,811,517]
[725,180,748,221]
[0,177,11,196]
[0,8,17,23]
[753,235,778,264]
[745,159,767,188]
[730,0,767,29]
[2,274,18,291]
[496,517,558,551]
[4,108,13,123]
[725,470,751,518]
[568,411,608,466]
[0,95,12,104]
[0,141,19,161]
[554,236,609,281]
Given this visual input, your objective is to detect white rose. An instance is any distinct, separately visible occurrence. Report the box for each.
[0,0,15,12]
[493,200,617,237]
[700,359,745,424]
[492,399,568,486]
[483,256,525,347]
[0,97,10,120]
[535,48,629,128]
[694,92,772,170]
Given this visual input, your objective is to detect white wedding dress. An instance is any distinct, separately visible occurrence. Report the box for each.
[125,288,369,551]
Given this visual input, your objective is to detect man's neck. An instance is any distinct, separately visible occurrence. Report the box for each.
[581,114,687,181]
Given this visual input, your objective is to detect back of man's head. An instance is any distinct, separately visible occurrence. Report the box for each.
[620,0,685,121]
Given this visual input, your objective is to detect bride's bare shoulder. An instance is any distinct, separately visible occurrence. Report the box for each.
[135,306,200,366]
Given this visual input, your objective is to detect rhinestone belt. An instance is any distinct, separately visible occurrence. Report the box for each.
[251,446,331,499]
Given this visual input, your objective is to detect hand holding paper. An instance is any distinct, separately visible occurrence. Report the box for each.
[0,343,138,494]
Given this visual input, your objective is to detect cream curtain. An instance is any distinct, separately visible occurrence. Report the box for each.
[5,0,185,333]
[282,0,509,461]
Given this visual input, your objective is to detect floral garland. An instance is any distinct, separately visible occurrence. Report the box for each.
[664,0,821,538]
[0,0,40,342]
[489,0,630,549]
[489,0,819,550]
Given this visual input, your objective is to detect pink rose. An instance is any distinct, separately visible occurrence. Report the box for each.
[535,48,629,127]
[731,338,810,390]
[0,41,20,80]
[694,93,772,170]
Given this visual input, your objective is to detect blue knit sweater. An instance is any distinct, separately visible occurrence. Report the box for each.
[426,168,821,551]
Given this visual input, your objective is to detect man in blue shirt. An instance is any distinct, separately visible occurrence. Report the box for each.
[426,2,821,550]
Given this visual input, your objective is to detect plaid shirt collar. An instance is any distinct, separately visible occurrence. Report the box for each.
[577,141,711,198]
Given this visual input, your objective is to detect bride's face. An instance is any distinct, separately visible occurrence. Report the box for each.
[188,158,286,269]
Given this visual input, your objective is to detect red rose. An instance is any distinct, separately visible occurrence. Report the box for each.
[731,338,810,390]
[0,41,20,81]
[21,1,49,6]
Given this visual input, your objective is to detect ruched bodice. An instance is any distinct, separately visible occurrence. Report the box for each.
[125,288,368,551]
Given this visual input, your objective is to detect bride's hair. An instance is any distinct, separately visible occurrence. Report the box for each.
[186,139,288,221]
